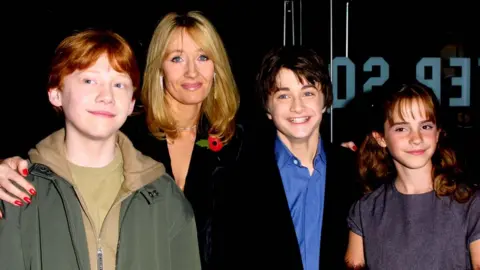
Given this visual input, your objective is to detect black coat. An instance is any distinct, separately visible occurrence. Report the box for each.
[121,113,243,270]
[225,123,362,269]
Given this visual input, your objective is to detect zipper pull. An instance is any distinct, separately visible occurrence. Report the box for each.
[97,248,104,270]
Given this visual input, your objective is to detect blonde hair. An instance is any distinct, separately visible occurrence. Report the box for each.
[141,11,239,143]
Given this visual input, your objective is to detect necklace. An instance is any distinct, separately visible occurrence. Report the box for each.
[176,124,197,131]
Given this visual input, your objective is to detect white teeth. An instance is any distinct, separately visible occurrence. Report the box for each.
[289,117,309,123]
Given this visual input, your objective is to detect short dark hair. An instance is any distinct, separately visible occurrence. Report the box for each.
[255,46,333,111]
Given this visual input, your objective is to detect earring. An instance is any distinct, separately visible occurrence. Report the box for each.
[160,75,164,90]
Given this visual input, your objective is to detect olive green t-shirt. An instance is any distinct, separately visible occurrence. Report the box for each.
[69,147,124,235]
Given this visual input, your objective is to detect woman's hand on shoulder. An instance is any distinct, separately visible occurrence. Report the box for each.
[0,156,36,217]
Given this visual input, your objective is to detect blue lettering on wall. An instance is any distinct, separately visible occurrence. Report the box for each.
[363,57,389,92]
[416,57,441,102]
[330,57,473,108]
[449,58,470,107]
[331,57,355,108]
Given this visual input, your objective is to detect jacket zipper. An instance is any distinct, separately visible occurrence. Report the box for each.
[71,187,105,270]
[102,192,132,270]
[97,193,132,270]
[114,194,136,270]
[97,247,104,270]
[65,157,123,270]
[72,185,132,270]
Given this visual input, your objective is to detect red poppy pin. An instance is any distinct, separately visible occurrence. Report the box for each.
[208,136,223,152]
[196,135,224,152]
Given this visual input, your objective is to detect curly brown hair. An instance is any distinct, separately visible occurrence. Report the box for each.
[357,82,472,203]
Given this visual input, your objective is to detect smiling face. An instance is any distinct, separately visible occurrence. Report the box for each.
[162,28,215,107]
[266,68,326,145]
[49,54,135,141]
[374,99,440,171]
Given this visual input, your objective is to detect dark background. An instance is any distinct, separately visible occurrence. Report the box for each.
[2,0,478,158]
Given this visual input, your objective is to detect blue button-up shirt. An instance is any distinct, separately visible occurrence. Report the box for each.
[275,136,327,270]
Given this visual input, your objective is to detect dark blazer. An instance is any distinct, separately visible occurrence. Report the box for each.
[121,113,243,270]
[227,123,362,270]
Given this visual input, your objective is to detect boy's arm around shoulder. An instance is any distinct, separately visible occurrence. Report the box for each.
[160,174,201,270]
[330,144,364,200]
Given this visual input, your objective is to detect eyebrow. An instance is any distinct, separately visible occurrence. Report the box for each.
[81,70,131,79]
[166,48,205,54]
[391,120,434,126]
[277,84,316,91]
[82,70,100,74]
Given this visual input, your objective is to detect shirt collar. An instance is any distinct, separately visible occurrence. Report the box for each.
[274,135,325,169]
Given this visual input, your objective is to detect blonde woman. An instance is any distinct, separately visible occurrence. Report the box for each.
[0,11,241,270]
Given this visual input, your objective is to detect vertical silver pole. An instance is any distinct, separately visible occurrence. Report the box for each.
[329,0,334,143]
[283,1,287,46]
[346,1,349,57]
[299,0,303,45]
[291,1,295,45]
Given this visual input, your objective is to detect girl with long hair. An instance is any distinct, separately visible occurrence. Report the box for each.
[344,82,479,269]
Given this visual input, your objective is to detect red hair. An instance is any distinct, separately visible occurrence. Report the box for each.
[48,29,140,93]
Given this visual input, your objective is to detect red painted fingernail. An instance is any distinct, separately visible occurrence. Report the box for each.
[29,189,37,196]
[24,197,31,204]
[352,145,358,151]
[22,169,28,176]
[14,200,24,207]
